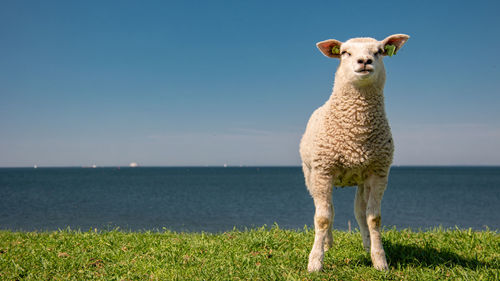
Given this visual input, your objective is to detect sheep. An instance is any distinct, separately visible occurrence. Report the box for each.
[299,34,409,272]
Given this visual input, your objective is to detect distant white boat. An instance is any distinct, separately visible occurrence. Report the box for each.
[92,164,97,168]
[223,163,228,168]
[129,162,138,167]
[33,165,37,169]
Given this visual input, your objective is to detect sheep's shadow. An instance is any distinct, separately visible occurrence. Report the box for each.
[341,239,492,270]
[382,240,492,269]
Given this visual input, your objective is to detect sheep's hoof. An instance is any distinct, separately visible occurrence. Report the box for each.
[371,254,389,271]
[307,259,323,273]
[373,262,389,271]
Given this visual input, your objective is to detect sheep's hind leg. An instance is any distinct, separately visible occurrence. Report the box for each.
[354,183,370,252]
[365,174,389,271]
[307,172,334,273]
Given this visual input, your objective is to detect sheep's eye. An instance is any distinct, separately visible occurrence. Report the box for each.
[341,51,351,56]
[375,49,383,56]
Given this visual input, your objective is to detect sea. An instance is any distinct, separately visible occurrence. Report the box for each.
[0,166,498,232]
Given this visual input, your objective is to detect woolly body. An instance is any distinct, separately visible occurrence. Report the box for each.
[300,35,409,272]
[300,81,394,187]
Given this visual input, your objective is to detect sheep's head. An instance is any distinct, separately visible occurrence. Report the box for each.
[317,34,409,87]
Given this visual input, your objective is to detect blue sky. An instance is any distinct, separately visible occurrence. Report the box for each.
[1,0,499,167]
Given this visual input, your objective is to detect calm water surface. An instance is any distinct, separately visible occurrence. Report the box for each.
[0,167,498,232]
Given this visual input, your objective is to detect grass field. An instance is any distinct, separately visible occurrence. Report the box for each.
[0,226,498,280]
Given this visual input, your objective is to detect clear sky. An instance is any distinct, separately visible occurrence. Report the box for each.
[1,0,499,167]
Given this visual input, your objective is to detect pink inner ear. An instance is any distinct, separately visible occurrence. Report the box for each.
[384,35,409,49]
[317,39,342,58]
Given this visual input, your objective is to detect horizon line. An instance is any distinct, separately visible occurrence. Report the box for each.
[1,165,499,169]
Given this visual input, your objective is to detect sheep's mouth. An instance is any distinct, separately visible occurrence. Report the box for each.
[355,69,373,75]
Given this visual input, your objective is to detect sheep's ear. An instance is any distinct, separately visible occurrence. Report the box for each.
[382,34,410,56]
[316,39,343,58]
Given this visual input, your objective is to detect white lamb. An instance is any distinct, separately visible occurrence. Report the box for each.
[300,34,409,272]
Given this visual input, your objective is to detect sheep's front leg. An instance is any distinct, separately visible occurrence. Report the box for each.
[354,184,370,252]
[307,173,333,272]
[323,203,334,252]
[365,174,389,270]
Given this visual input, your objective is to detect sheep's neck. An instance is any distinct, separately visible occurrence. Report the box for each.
[326,83,388,133]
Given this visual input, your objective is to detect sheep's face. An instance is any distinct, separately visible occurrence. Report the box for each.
[317,34,409,87]
[338,38,386,86]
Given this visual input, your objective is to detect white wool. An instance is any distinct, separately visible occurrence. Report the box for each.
[300,34,409,272]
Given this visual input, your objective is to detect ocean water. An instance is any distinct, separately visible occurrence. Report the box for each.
[0,167,498,232]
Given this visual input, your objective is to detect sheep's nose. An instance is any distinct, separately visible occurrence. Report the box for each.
[357,58,373,65]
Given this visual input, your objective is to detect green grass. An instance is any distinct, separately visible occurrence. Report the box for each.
[0,226,498,280]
